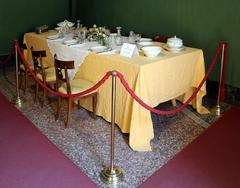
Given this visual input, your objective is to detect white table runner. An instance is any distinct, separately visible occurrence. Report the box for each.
[47,37,101,80]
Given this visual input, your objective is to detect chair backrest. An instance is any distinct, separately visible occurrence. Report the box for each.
[19,43,28,66]
[31,47,47,82]
[153,35,169,43]
[54,55,74,94]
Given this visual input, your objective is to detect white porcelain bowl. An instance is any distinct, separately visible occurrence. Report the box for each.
[142,46,162,57]
[167,36,183,48]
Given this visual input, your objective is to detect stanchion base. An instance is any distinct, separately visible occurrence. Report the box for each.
[211,105,221,116]
[12,96,23,108]
[100,166,124,185]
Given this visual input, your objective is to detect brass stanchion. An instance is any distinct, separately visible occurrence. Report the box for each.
[100,71,124,184]
[12,41,23,108]
[212,43,225,116]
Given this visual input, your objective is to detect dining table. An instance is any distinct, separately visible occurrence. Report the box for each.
[23,30,208,151]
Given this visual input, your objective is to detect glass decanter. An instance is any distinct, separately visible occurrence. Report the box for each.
[129,31,135,44]
[74,20,82,39]
[115,26,123,46]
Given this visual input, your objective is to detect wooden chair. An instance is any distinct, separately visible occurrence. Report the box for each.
[54,56,98,127]
[31,47,56,105]
[19,44,34,94]
[153,35,169,43]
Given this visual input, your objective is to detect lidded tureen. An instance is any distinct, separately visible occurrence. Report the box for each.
[167,36,183,48]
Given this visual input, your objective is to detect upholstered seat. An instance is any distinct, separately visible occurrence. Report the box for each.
[58,79,96,95]
[37,67,56,82]
[20,60,34,71]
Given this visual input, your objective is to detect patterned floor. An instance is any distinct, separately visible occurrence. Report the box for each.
[0,67,228,187]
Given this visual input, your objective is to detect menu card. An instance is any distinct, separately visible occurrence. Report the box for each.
[120,43,139,58]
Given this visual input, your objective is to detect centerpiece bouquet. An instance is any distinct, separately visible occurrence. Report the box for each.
[87,24,110,45]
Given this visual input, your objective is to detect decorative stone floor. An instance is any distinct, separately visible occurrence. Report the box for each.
[0,68,227,187]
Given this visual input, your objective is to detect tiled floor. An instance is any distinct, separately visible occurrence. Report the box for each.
[0,67,228,187]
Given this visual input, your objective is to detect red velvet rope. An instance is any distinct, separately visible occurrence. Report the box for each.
[0,45,14,65]
[16,42,111,98]
[220,42,228,101]
[15,41,224,115]
[115,43,223,115]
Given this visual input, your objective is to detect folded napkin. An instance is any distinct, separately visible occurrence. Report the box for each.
[98,49,119,55]
[48,38,65,42]
[69,43,86,48]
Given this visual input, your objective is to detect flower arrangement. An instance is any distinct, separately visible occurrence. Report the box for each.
[87,24,110,44]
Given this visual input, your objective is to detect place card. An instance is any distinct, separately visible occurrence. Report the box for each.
[120,43,139,58]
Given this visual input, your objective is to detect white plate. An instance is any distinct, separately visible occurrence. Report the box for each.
[138,41,153,46]
[47,34,60,40]
[89,46,108,53]
[163,44,185,52]
[139,38,152,42]
[63,39,78,46]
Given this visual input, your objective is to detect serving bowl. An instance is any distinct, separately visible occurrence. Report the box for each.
[167,36,183,48]
[142,46,162,57]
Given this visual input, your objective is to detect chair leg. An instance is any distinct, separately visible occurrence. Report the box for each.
[24,72,28,94]
[35,83,39,103]
[19,70,22,90]
[42,88,46,107]
[56,96,61,120]
[92,94,97,119]
[66,98,72,128]
[171,99,177,107]
[77,100,81,109]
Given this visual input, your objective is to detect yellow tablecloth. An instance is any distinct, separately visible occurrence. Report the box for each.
[24,32,208,151]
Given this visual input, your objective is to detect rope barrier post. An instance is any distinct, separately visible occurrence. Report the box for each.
[12,40,23,108]
[212,43,225,116]
[100,71,124,185]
